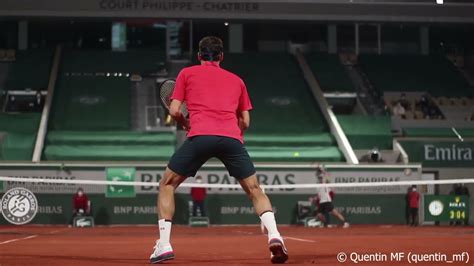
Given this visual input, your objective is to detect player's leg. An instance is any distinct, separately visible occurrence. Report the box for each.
[324,212,331,225]
[149,168,186,264]
[192,200,198,217]
[239,175,272,215]
[239,175,288,263]
[413,208,419,226]
[316,211,326,224]
[217,136,288,264]
[198,201,206,216]
[150,138,207,264]
[158,167,186,221]
[330,206,350,228]
[410,208,417,226]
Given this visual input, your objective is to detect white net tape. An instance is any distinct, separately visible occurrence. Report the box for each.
[0,176,473,189]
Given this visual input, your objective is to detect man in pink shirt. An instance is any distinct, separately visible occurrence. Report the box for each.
[150,36,288,264]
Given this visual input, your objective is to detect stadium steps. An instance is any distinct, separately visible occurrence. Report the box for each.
[44,131,176,161]
[43,144,175,161]
[46,131,175,145]
[245,133,336,147]
[247,146,343,162]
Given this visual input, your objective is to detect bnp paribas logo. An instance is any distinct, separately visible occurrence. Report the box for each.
[106,168,136,198]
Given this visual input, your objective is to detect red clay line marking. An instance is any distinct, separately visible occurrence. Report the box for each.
[0,234,38,245]
[284,236,316,243]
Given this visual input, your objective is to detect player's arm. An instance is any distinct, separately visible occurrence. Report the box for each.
[170,99,190,130]
[239,111,250,131]
[238,79,252,131]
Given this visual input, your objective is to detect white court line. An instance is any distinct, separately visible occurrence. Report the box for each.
[284,236,316,243]
[0,234,38,245]
[0,227,69,245]
[47,229,66,234]
[234,230,256,235]
[233,229,317,243]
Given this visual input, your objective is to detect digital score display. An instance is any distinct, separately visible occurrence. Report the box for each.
[424,195,469,222]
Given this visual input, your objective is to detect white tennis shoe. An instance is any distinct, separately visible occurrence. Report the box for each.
[149,240,174,264]
[268,236,288,264]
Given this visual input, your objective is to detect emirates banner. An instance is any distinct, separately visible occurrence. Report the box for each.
[399,140,474,167]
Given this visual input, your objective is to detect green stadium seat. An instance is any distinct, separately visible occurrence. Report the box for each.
[49,76,131,130]
[222,53,344,162]
[4,50,53,90]
[43,50,173,161]
[305,53,355,92]
[359,55,471,97]
[337,115,393,150]
[0,113,41,160]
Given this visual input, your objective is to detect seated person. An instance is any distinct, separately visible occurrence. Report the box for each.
[72,187,91,218]
[392,101,406,119]
[398,93,411,110]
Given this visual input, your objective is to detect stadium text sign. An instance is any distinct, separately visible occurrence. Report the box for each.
[400,140,474,167]
[99,0,260,12]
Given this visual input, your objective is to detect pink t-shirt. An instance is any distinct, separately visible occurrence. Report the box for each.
[171,61,252,143]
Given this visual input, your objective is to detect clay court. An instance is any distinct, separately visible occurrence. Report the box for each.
[1,225,472,265]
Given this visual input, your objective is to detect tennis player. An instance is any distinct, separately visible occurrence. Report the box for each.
[150,36,288,264]
[313,175,349,228]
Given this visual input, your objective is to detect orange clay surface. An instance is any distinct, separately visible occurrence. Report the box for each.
[0,225,473,265]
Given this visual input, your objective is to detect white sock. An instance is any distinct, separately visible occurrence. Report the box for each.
[158,219,172,244]
[259,211,280,239]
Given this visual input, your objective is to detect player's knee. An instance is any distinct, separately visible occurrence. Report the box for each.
[246,184,262,198]
[160,168,182,188]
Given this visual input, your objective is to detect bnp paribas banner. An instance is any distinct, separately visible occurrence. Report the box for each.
[0,166,420,195]
[399,140,473,167]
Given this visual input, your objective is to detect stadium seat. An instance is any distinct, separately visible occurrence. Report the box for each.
[305,53,355,93]
[337,115,392,150]
[0,113,41,160]
[42,49,174,161]
[359,55,472,97]
[222,53,344,162]
[4,49,53,90]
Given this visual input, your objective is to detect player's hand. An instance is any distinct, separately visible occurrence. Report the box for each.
[238,118,248,131]
[182,119,191,131]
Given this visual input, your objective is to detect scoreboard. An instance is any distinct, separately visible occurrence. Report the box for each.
[424,195,469,222]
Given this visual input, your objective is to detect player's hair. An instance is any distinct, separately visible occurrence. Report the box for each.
[198,36,224,61]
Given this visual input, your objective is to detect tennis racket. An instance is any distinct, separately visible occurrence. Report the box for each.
[158,79,189,117]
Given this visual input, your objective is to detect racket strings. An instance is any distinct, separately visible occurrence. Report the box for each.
[159,80,189,117]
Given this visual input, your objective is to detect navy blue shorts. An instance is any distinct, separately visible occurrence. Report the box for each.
[168,135,256,179]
